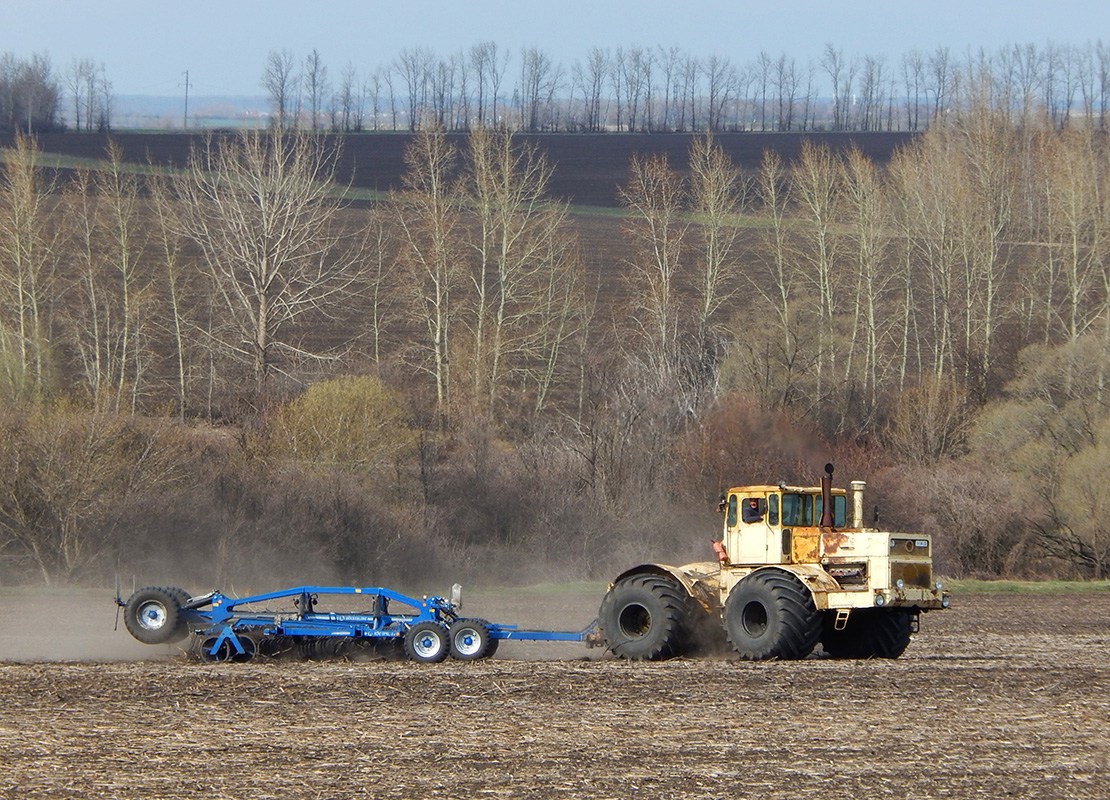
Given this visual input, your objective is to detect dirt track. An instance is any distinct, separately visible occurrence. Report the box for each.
[1,591,1108,799]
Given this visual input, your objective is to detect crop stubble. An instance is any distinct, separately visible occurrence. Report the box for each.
[0,591,1108,799]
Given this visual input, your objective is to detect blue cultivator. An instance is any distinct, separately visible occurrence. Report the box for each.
[117,584,599,663]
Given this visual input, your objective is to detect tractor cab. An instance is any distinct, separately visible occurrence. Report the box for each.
[719,483,850,567]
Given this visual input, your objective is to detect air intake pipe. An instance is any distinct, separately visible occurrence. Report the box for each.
[851,480,866,528]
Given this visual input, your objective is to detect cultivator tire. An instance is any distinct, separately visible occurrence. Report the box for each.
[724,571,820,660]
[123,587,189,645]
[821,609,913,659]
[598,574,692,661]
[404,621,449,663]
[448,619,495,661]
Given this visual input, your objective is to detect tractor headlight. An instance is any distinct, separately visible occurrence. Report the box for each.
[934,581,944,591]
[874,592,887,607]
[941,595,951,608]
[895,579,905,590]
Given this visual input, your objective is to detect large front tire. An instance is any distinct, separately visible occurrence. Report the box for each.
[123,587,188,645]
[821,610,913,659]
[598,574,692,661]
[723,571,820,660]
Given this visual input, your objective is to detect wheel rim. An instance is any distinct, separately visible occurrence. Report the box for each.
[617,603,652,639]
[137,600,168,631]
[453,627,483,657]
[741,600,769,637]
[413,630,443,659]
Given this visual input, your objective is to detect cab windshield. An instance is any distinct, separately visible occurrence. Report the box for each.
[780,493,846,527]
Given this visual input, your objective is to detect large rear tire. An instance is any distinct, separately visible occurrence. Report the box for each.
[723,571,820,660]
[123,587,188,645]
[598,574,692,661]
[821,609,913,659]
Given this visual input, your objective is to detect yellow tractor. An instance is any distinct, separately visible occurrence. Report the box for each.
[597,464,950,660]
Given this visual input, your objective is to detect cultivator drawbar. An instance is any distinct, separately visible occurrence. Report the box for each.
[118,584,599,663]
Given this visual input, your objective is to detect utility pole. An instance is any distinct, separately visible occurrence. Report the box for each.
[181,70,192,129]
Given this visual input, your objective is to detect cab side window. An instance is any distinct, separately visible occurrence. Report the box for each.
[741,496,764,524]
[727,494,737,527]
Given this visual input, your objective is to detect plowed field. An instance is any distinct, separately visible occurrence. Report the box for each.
[1,590,1108,799]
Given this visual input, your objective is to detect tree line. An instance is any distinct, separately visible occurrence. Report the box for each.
[2,102,1110,586]
[7,39,1110,135]
[265,40,1110,133]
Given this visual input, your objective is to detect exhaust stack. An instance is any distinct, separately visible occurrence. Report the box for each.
[819,463,835,528]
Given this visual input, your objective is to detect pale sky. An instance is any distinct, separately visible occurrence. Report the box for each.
[3,0,1108,96]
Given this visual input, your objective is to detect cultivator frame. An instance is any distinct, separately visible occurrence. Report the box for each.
[118,584,599,663]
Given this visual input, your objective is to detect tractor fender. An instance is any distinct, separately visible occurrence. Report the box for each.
[611,562,723,615]
[737,564,842,606]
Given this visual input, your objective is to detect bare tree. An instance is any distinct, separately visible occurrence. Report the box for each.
[656,46,682,131]
[840,146,895,420]
[519,47,560,131]
[1036,127,1108,344]
[899,50,926,131]
[687,134,744,389]
[619,153,688,384]
[465,128,580,415]
[261,49,297,130]
[470,41,508,128]
[174,131,361,396]
[63,142,152,412]
[704,55,733,132]
[0,135,59,402]
[821,44,855,131]
[792,140,842,400]
[396,46,433,131]
[302,49,329,131]
[392,129,462,427]
[147,170,193,420]
[774,53,800,131]
[926,46,954,121]
[362,209,398,366]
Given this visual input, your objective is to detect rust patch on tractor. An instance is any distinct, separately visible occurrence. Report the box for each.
[822,531,851,555]
[792,531,820,563]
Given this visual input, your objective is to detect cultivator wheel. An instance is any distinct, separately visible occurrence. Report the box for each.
[198,635,231,663]
[231,634,257,663]
[404,621,449,663]
[123,587,190,645]
[448,619,496,661]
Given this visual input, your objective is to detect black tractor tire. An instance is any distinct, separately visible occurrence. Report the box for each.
[723,570,821,660]
[404,621,450,663]
[123,587,188,645]
[598,573,693,661]
[821,609,913,659]
[448,619,496,661]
